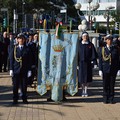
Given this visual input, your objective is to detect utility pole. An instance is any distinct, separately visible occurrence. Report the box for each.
[13,9,18,34]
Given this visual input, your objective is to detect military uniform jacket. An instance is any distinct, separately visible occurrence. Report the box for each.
[99,45,120,75]
[78,41,98,84]
[10,45,32,76]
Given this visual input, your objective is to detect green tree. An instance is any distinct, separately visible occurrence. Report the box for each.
[111,10,120,22]
[0,0,79,30]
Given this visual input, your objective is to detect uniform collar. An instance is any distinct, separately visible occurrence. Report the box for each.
[81,41,89,44]
[18,45,24,48]
[106,44,110,48]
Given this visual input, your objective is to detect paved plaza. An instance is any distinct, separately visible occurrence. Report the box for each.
[0,71,120,120]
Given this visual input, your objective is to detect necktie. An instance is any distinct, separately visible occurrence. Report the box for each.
[20,46,23,50]
[108,47,110,51]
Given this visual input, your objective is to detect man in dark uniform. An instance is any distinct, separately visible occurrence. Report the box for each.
[99,34,120,104]
[9,33,32,104]
[2,31,10,72]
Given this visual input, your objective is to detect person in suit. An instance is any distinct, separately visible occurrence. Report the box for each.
[27,33,36,86]
[0,40,3,72]
[78,31,98,97]
[98,34,120,104]
[2,31,10,72]
[8,33,15,71]
[9,33,32,104]
[33,33,39,68]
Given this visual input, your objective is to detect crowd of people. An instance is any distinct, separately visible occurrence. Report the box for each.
[0,30,120,105]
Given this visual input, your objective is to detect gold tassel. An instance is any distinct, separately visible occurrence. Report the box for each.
[14,46,22,68]
[102,47,111,64]
[43,19,47,31]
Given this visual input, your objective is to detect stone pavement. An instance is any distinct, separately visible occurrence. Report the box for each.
[0,71,120,120]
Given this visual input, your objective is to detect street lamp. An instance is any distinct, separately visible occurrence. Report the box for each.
[87,0,100,30]
[22,0,25,28]
[75,3,82,19]
[87,0,93,30]
[75,1,99,31]
[33,8,45,29]
[104,6,115,34]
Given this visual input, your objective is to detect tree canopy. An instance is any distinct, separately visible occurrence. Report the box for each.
[0,0,78,22]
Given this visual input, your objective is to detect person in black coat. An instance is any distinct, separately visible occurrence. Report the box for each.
[27,33,36,86]
[78,32,98,97]
[9,33,32,104]
[8,33,15,71]
[0,40,3,72]
[2,31,10,72]
[98,34,120,104]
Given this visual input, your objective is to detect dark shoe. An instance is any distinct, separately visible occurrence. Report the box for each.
[103,97,109,104]
[62,97,67,101]
[4,69,7,72]
[109,100,115,104]
[47,98,53,102]
[12,100,18,105]
[23,100,29,104]
[103,99,109,104]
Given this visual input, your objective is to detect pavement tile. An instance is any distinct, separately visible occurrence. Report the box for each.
[1,72,120,120]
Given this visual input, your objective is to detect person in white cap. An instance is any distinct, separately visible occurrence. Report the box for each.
[9,33,32,105]
[78,31,98,97]
[98,34,120,104]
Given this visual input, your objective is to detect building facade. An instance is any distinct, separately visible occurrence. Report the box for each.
[76,0,120,23]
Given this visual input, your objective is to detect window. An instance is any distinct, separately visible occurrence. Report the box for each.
[77,0,88,3]
[100,0,115,2]
[77,0,115,3]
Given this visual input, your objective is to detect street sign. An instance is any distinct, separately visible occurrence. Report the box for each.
[1,8,8,12]
[60,9,67,13]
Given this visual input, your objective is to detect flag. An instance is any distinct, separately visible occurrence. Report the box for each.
[37,29,79,102]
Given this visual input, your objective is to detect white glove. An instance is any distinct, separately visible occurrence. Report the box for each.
[99,70,103,77]
[27,71,32,78]
[77,66,79,70]
[117,70,120,76]
[10,70,13,76]
[94,65,97,69]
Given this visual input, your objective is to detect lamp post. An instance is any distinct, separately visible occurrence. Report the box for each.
[22,0,25,28]
[33,8,45,29]
[75,3,82,19]
[13,9,18,34]
[87,0,93,30]
[75,1,99,31]
[104,6,115,34]
[87,0,100,30]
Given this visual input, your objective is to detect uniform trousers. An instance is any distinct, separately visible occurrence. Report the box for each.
[0,54,2,72]
[103,73,116,100]
[12,72,28,101]
[2,53,8,71]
